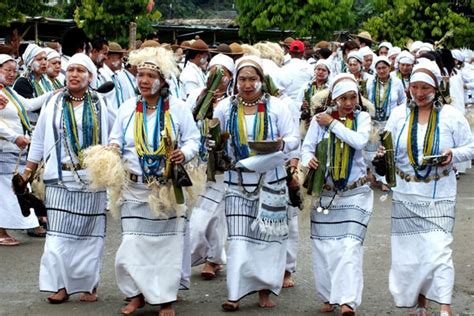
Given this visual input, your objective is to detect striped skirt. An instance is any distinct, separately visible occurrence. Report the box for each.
[225,186,288,301]
[0,151,39,229]
[389,191,456,307]
[115,183,187,305]
[310,185,373,309]
[39,184,107,294]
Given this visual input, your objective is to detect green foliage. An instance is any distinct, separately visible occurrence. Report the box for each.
[360,0,472,48]
[74,0,162,47]
[0,0,63,26]
[236,0,356,41]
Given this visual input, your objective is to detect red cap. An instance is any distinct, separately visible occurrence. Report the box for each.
[289,40,304,53]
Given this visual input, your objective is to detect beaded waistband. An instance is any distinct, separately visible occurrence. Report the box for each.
[323,176,369,192]
[396,167,451,183]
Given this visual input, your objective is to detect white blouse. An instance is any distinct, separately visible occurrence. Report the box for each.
[213,95,299,186]
[301,110,372,186]
[385,104,474,198]
[109,96,200,176]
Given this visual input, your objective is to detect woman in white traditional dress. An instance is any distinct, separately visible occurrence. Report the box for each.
[22,53,109,303]
[213,55,299,311]
[0,54,56,245]
[187,53,234,279]
[109,47,200,316]
[301,73,373,316]
[346,51,373,98]
[366,56,406,190]
[378,61,474,316]
[44,48,64,90]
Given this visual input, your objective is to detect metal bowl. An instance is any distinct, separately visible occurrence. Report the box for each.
[248,140,280,154]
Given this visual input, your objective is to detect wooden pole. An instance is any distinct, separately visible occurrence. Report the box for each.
[129,22,137,50]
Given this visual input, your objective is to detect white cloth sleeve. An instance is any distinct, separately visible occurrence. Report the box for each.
[301,118,322,167]
[27,104,48,163]
[0,119,20,143]
[177,103,200,163]
[450,114,474,163]
[328,111,371,150]
[18,91,54,111]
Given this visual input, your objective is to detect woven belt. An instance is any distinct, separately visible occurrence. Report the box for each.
[61,163,83,171]
[323,176,369,192]
[396,168,451,183]
[129,173,166,184]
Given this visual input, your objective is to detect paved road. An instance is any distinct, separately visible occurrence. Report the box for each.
[1,171,473,316]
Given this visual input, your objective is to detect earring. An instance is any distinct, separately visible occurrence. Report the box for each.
[407,100,416,109]
[433,99,443,112]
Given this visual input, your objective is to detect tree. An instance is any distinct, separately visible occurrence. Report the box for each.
[74,0,161,47]
[0,0,63,27]
[236,0,357,42]
[360,0,473,48]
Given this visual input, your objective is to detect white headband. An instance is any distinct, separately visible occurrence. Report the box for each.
[209,53,235,75]
[67,53,97,88]
[330,73,358,99]
[0,54,15,66]
[22,44,45,67]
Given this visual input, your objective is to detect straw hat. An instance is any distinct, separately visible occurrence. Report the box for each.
[279,37,295,48]
[214,43,232,55]
[188,39,209,52]
[108,42,127,54]
[352,31,374,43]
[229,42,244,56]
[140,40,160,48]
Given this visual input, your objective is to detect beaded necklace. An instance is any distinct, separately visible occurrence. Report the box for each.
[62,92,99,164]
[1,86,32,133]
[328,111,356,190]
[396,71,409,90]
[228,95,270,160]
[406,106,440,179]
[372,76,392,121]
[134,97,173,178]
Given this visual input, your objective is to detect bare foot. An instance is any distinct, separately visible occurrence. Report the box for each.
[319,302,334,313]
[222,300,240,311]
[439,304,452,316]
[80,290,97,302]
[201,262,222,280]
[47,288,69,304]
[121,294,145,315]
[341,304,355,316]
[282,271,294,288]
[159,303,175,316]
[258,290,276,308]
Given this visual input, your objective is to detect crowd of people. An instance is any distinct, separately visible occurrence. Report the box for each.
[1,26,474,316]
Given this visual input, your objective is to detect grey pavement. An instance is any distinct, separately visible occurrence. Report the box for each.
[1,170,473,316]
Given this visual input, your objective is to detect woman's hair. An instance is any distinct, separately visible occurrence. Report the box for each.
[61,27,89,57]
[438,48,455,76]
[342,40,360,56]
[418,51,446,76]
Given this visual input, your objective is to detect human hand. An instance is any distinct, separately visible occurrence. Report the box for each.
[15,135,30,149]
[376,145,386,158]
[0,95,8,109]
[308,157,319,170]
[439,149,453,166]
[170,149,185,164]
[205,134,216,151]
[315,112,333,127]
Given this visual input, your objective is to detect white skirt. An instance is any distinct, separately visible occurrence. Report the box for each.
[310,185,373,309]
[0,151,39,229]
[389,192,455,307]
[225,187,287,301]
[115,183,186,305]
[189,176,227,266]
[39,184,107,294]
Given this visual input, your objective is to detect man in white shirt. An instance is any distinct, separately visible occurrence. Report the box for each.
[179,39,209,100]
[281,40,314,109]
